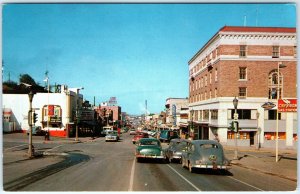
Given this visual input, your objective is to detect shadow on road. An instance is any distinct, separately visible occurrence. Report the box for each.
[4,152,90,191]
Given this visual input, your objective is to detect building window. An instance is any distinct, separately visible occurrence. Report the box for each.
[268,70,283,99]
[272,46,280,58]
[209,90,212,99]
[203,110,209,120]
[231,109,251,120]
[294,46,297,58]
[215,68,218,82]
[215,88,217,98]
[209,72,212,84]
[239,45,247,57]
[211,110,218,119]
[205,75,207,86]
[239,87,247,98]
[268,110,281,120]
[239,67,247,80]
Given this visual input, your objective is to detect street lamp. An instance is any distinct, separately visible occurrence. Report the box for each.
[28,90,35,157]
[233,97,239,160]
[276,63,286,162]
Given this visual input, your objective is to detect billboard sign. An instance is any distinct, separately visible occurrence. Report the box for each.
[278,99,297,112]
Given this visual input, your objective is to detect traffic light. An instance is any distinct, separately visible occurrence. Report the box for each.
[233,121,239,133]
[32,112,38,124]
[229,121,239,133]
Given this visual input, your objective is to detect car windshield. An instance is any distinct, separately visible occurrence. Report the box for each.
[176,142,188,149]
[140,140,159,146]
[107,131,117,135]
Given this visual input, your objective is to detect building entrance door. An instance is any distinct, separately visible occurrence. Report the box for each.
[250,131,255,145]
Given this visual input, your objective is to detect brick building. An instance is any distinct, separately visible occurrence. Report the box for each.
[188,26,297,149]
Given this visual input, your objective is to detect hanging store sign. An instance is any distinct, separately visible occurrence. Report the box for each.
[278,99,297,112]
[261,102,276,110]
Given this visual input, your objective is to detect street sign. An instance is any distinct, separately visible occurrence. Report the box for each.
[278,99,297,112]
[261,102,276,110]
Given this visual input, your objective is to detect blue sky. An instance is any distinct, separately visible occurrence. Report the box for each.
[2,3,297,115]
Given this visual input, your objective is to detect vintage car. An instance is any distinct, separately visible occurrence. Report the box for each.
[181,140,230,173]
[164,138,190,163]
[132,132,149,144]
[159,129,179,143]
[135,138,165,162]
[129,129,137,135]
[101,126,114,136]
[27,126,46,136]
[105,130,119,142]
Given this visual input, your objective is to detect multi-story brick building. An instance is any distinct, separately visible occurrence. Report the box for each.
[188,26,297,149]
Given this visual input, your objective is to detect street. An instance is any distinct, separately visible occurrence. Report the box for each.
[2,132,297,191]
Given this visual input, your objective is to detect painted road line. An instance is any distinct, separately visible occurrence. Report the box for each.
[128,157,136,191]
[167,164,202,191]
[227,176,264,191]
[4,144,27,151]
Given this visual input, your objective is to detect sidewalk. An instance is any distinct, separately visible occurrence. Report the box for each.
[223,145,298,182]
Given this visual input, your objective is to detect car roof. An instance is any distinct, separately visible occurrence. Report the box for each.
[170,138,191,143]
[138,138,159,142]
[191,140,221,145]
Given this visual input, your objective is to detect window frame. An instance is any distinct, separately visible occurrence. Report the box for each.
[239,87,247,98]
[239,45,247,57]
[272,46,280,58]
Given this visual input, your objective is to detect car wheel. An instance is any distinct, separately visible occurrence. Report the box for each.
[169,157,172,163]
[188,162,194,173]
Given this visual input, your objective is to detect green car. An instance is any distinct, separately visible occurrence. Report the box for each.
[135,138,165,162]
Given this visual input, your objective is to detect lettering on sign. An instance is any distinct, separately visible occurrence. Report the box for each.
[278,99,297,112]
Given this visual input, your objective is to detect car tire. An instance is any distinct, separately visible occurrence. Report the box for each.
[188,162,194,173]
[169,157,172,163]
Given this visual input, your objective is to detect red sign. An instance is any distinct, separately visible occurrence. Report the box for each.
[278,99,297,112]
[48,105,54,116]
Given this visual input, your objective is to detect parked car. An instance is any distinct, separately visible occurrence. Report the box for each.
[27,126,45,136]
[135,138,165,162]
[129,129,137,135]
[165,138,190,163]
[132,132,149,144]
[181,140,230,173]
[159,130,179,143]
[105,130,119,142]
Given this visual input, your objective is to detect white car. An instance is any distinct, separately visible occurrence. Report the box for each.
[105,130,119,142]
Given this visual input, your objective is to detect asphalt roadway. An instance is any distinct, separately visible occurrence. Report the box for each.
[2,134,299,191]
